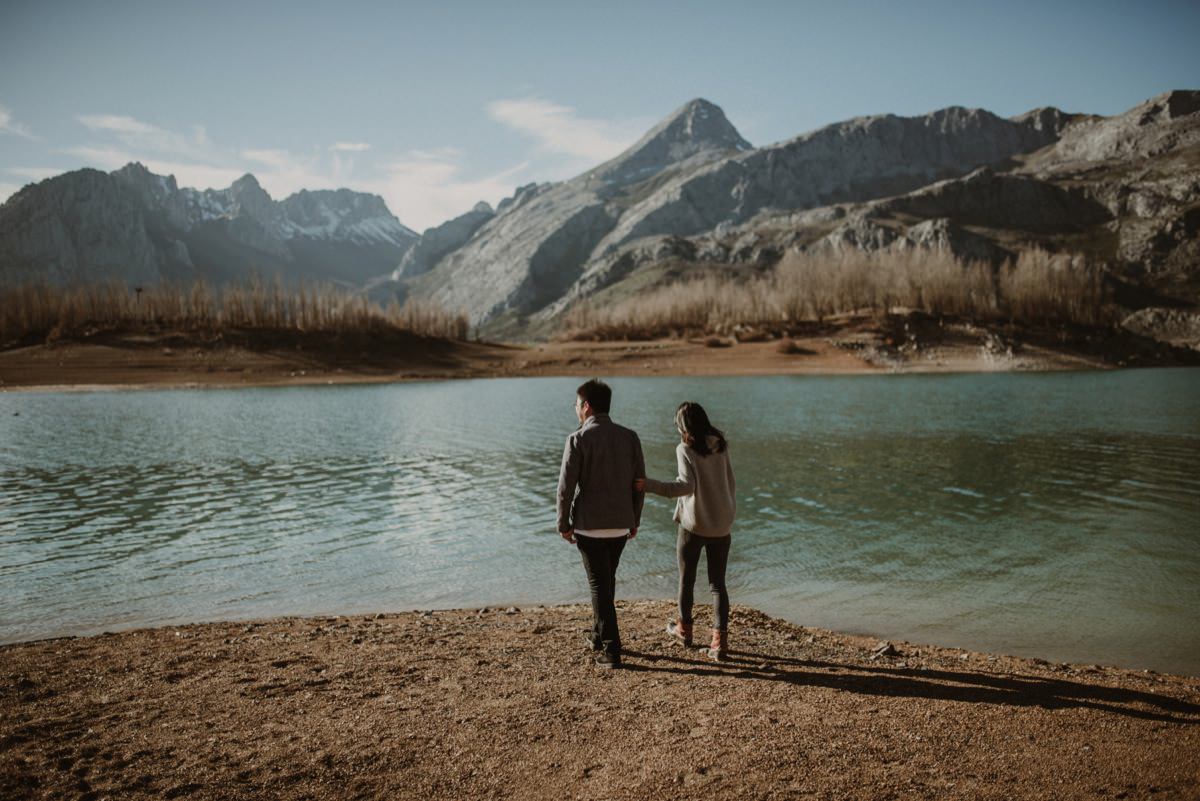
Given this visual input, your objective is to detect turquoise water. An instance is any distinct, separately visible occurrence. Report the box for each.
[1,370,1198,674]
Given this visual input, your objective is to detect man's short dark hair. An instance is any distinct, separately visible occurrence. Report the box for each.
[577,378,612,414]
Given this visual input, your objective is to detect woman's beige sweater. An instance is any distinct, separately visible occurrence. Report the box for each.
[643,436,736,537]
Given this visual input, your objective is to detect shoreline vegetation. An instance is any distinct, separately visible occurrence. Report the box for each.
[0,279,471,345]
[2,602,1197,799]
[561,249,1111,340]
[1,253,1198,392]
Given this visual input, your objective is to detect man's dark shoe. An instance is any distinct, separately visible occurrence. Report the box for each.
[583,634,602,652]
[594,651,622,669]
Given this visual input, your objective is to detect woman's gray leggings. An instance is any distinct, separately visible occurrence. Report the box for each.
[677,527,731,631]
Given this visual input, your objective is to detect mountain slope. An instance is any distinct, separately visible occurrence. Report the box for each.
[408,99,752,324]
[540,90,1200,331]
[0,164,417,288]
[408,100,1072,328]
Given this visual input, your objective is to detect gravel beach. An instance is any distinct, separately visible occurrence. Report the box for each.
[3,602,1198,800]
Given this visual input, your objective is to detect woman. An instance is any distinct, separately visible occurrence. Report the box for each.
[635,401,736,660]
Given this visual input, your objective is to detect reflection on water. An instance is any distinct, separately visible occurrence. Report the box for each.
[1,370,1198,674]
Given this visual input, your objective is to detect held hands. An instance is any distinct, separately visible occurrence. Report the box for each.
[629,477,644,539]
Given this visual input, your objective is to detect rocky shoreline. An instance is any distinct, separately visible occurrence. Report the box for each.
[3,602,1198,800]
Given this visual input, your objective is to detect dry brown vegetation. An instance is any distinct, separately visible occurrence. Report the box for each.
[0,280,470,345]
[563,248,1113,340]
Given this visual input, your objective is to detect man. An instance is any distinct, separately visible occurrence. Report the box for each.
[557,379,645,669]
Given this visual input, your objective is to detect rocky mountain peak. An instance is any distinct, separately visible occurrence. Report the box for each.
[227,173,275,224]
[231,173,261,191]
[277,189,416,245]
[920,105,999,131]
[1040,89,1200,165]
[283,188,390,219]
[111,161,178,200]
[661,98,750,147]
[591,97,751,185]
[1136,90,1200,124]
[112,161,153,181]
[1009,106,1076,137]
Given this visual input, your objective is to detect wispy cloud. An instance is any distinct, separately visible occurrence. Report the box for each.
[486,97,642,164]
[69,116,277,193]
[53,109,543,229]
[76,113,209,160]
[77,114,157,134]
[0,104,35,139]
[238,147,338,199]
[370,150,531,232]
[240,148,295,171]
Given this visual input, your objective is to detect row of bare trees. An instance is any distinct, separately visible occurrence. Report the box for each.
[562,249,1111,339]
[0,249,1113,346]
[0,279,470,344]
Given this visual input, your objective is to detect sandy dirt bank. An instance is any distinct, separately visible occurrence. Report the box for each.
[0,316,1147,392]
[2,602,1198,800]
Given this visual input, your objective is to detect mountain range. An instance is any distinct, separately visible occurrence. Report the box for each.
[2,90,1197,338]
[0,162,415,289]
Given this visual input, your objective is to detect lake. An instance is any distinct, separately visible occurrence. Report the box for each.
[2,370,1198,674]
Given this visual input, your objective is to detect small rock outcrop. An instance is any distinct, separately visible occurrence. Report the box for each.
[902,218,1012,264]
[1120,307,1200,350]
[874,168,1112,232]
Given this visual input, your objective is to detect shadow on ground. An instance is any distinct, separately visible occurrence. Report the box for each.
[620,648,1200,725]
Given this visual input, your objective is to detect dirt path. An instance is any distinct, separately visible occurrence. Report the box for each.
[3,602,1198,800]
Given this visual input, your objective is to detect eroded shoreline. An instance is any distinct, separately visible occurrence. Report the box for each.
[3,317,1173,392]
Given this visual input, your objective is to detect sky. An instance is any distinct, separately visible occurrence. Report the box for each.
[1,0,1197,231]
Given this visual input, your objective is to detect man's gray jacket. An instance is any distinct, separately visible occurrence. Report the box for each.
[556,413,646,534]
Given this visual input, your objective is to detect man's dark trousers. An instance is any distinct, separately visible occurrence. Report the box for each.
[576,534,627,656]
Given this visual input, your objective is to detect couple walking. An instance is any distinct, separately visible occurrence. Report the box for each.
[556,379,736,669]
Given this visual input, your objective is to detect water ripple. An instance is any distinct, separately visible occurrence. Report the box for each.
[1,372,1199,673]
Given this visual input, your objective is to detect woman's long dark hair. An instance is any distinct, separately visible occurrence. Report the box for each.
[675,401,727,456]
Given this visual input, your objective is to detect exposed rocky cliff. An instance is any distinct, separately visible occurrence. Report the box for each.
[870,168,1112,232]
[1015,90,1200,290]
[0,163,417,288]
[1034,90,1200,165]
[530,91,1200,334]
[410,99,751,324]
[407,99,1078,327]
[393,202,494,279]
